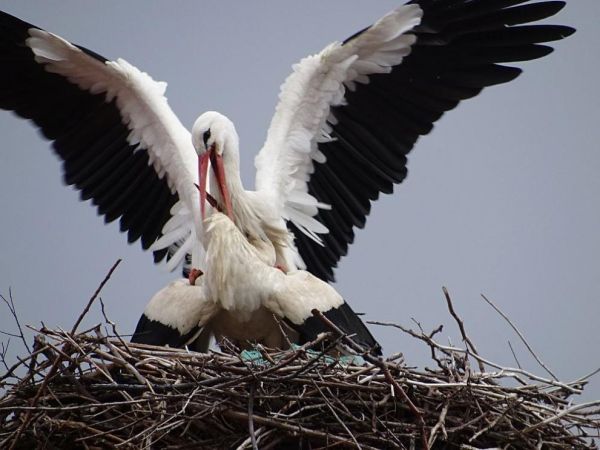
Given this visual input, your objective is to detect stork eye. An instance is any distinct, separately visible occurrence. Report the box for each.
[203,130,211,147]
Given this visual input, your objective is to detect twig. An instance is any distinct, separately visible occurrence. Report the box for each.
[1,289,31,353]
[312,378,361,449]
[248,383,258,450]
[442,287,485,373]
[99,297,131,354]
[508,340,522,370]
[480,294,558,381]
[521,400,600,434]
[0,340,10,374]
[311,309,430,450]
[367,321,580,394]
[70,259,122,335]
[427,400,449,447]
[7,261,122,450]
[224,410,380,450]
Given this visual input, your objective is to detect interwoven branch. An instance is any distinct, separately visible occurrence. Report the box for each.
[0,273,598,448]
[0,325,597,449]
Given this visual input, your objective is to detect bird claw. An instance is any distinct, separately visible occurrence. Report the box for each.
[188,268,204,285]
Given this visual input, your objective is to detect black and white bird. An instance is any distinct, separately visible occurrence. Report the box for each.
[132,212,368,352]
[0,3,573,348]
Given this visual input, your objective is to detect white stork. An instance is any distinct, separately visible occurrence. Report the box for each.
[132,212,351,352]
[0,3,573,347]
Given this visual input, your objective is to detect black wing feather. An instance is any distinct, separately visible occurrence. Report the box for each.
[288,302,382,356]
[131,314,201,349]
[0,10,178,261]
[293,1,574,282]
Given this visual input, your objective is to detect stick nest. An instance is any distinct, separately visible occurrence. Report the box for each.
[0,271,598,449]
[0,326,597,449]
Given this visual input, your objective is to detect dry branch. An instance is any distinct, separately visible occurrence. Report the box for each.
[1,327,597,448]
[0,281,598,448]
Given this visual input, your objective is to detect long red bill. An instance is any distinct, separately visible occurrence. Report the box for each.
[211,152,234,221]
[198,151,210,221]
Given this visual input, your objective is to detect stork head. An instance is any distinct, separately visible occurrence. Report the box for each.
[192,111,238,157]
[191,111,237,222]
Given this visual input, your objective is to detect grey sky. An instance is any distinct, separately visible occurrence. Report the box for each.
[1,1,598,402]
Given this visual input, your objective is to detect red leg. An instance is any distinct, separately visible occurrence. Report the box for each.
[188,268,204,285]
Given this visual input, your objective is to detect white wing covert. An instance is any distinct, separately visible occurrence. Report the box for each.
[254,5,423,244]
[0,12,203,273]
[256,2,573,282]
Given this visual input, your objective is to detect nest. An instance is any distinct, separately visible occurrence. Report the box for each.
[1,266,599,449]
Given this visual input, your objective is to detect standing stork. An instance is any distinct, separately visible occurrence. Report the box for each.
[0,3,573,346]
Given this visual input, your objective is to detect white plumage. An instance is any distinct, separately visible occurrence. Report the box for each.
[142,279,216,338]
[255,5,422,244]
[26,25,203,270]
[135,212,343,350]
[204,213,343,325]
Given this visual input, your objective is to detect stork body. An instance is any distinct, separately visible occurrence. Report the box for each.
[132,213,360,352]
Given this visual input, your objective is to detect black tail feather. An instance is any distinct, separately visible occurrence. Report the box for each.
[290,301,382,356]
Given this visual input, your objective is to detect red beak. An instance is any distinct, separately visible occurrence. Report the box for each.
[199,151,210,221]
[198,145,234,222]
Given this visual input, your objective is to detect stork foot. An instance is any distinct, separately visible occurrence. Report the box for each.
[188,268,204,285]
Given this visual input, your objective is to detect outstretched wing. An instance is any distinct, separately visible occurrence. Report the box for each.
[0,10,202,273]
[256,1,574,282]
[255,5,422,247]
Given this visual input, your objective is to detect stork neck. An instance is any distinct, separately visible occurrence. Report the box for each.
[209,165,267,240]
[209,155,246,222]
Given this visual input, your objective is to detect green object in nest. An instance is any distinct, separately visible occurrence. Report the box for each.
[240,345,365,366]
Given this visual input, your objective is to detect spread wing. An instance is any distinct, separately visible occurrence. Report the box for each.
[255,1,573,281]
[0,10,203,273]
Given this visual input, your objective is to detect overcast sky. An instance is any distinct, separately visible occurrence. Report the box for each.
[1,1,598,402]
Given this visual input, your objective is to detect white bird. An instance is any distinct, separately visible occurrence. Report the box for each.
[131,278,215,351]
[0,4,573,347]
[132,212,349,352]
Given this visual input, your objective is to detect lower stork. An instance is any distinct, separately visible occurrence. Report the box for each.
[132,212,379,353]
